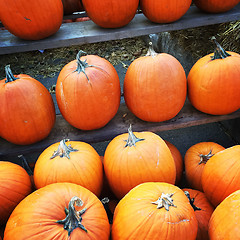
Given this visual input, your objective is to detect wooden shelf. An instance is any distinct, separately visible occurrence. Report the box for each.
[0,4,240,55]
[1,100,240,158]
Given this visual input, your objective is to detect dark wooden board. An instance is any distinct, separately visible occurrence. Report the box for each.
[0,4,240,55]
[1,100,240,158]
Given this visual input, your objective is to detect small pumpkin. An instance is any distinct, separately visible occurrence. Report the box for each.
[61,0,84,15]
[187,37,240,115]
[124,42,187,122]
[184,142,225,191]
[33,139,103,196]
[4,182,110,239]
[0,65,56,145]
[112,182,198,240]
[55,51,121,130]
[103,125,176,199]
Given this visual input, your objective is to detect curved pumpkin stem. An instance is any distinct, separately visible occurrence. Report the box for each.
[124,125,144,147]
[151,192,177,211]
[5,65,19,83]
[57,196,87,236]
[50,139,78,159]
[184,191,201,211]
[146,42,158,57]
[211,36,231,60]
[198,149,214,165]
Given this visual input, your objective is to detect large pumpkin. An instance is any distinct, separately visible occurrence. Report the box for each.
[194,0,239,13]
[0,65,56,145]
[0,161,32,225]
[62,0,84,14]
[82,0,139,28]
[184,142,225,191]
[0,0,63,40]
[140,0,192,23]
[187,38,240,115]
[112,182,198,240]
[202,145,240,206]
[103,125,176,199]
[4,182,110,240]
[124,43,187,122]
[56,51,121,130]
[33,139,103,196]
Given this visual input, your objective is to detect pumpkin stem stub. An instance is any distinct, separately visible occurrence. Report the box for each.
[151,192,177,211]
[5,65,19,83]
[124,125,144,147]
[146,41,158,57]
[211,37,231,60]
[198,149,214,165]
[57,196,87,236]
[50,139,78,159]
[184,191,201,211]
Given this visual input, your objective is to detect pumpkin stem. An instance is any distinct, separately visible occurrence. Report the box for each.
[56,196,87,236]
[101,197,114,224]
[124,125,144,147]
[198,149,214,165]
[211,36,231,60]
[184,191,201,211]
[146,42,158,57]
[5,65,19,83]
[18,154,33,176]
[151,192,177,211]
[50,139,78,159]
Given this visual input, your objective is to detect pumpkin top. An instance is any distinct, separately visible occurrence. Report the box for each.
[211,37,231,60]
[124,125,145,147]
[5,65,19,83]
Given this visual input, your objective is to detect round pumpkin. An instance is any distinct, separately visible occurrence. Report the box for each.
[62,0,84,14]
[0,65,56,145]
[0,161,32,225]
[124,43,187,122]
[4,182,110,239]
[82,0,139,28]
[187,38,240,115]
[184,142,225,191]
[33,139,103,196]
[194,0,239,13]
[140,0,192,23]
[183,188,215,240]
[112,182,198,240]
[0,0,63,40]
[103,125,176,199]
[202,145,240,207]
[55,51,121,130]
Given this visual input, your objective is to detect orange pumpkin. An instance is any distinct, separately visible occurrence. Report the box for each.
[202,145,240,206]
[103,125,176,199]
[124,43,187,122]
[0,65,56,145]
[140,0,192,23]
[56,51,121,130]
[184,142,225,191]
[183,188,215,240]
[112,182,198,240]
[0,161,32,225]
[187,38,240,115]
[4,182,110,239]
[33,139,103,196]
[0,0,63,40]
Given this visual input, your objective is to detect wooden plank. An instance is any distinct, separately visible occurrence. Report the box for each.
[1,100,240,158]
[0,4,239,55]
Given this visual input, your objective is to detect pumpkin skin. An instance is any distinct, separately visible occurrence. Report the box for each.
[208,189,240,240]
[56,51,121,130]
[0,0,63,40]
[62,0,84,14]
[140,0,192,23]
[0,161,32,225]
[4,182,110,240]
[112,182,198,240]
[33,139,103,197]
[0,66,56,145]
[103,126,176,199]
[124,44,187,122]
[187,39,240,115]
[194,0,239,13]
[183,188,215,240]
[184,142,225,191]
[82,0,139,28]
[202,145,240,207]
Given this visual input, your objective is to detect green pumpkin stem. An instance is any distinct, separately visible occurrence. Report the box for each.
[146,42,158,57]
[50,139,78,159]
[151,192,177,211]
[5,65,19,83]
[124,125,144,147]
[57,196,87,236]
[184,191,201,211]
[211,37,231,60]
[198,149,214,165]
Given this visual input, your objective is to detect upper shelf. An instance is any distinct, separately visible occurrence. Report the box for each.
[0,4,240,55]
